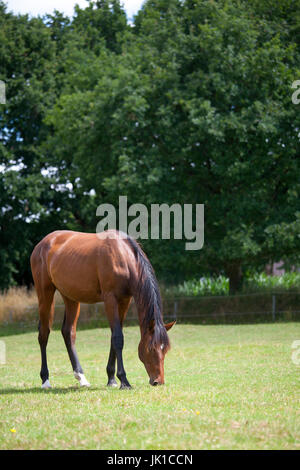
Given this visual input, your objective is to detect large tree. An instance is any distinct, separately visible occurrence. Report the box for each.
[0,1,129,288]
[0,3,60,288]
[1,0,299,291]
[44,0,300,290]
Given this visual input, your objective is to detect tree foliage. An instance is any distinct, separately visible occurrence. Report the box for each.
[0,0,299,291]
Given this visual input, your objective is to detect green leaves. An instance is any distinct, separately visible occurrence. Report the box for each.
[0,0,299,290]
[41,0,300,286]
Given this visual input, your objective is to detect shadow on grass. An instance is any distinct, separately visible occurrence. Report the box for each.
[1,316,299,338]
[0,320,112,337]
[0,385,112,395]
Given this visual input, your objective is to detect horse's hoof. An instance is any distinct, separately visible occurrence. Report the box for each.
[74,372,90,387]
[120,383,132,390]
[107,380,118,388]
[41,379,51,389]
[79,379,91,388]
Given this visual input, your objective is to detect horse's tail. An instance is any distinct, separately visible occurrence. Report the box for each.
[126,235,170,351]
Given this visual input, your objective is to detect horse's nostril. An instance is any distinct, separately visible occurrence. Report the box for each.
[149,378,161,386]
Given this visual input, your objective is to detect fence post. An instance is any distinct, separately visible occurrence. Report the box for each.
[272,294,276,321]
[174,301,178,321]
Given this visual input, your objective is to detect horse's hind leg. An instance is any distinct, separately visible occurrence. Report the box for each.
[37,283,56,389]
[61,296,90,387]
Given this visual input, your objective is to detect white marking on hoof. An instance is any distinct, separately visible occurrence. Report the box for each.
[74,372,90,387]
[107,381,118,388]
[41,379,51,389]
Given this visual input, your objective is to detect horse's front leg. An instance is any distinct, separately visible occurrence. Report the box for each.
[105,294,131,389]
[112,323,131,389]
[106,337,118,387]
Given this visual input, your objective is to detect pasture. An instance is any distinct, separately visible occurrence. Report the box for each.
[0,322,299,450]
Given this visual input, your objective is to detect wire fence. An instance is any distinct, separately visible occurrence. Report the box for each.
[2,291,300,326]
[146,291,300,324]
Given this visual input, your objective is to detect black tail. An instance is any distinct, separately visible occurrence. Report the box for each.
[126,236,170,351]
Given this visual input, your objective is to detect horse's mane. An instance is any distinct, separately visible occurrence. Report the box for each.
[126,235,170,352]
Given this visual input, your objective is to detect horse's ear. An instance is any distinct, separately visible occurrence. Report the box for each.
[164,321,176,331]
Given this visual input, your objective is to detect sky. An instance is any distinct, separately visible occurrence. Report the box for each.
[5,0,145,20]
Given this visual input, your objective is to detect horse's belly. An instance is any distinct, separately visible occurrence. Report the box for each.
[55,280,103,304]
[49,255,103,304]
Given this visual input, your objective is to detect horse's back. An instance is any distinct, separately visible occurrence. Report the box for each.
[31,230,136,303]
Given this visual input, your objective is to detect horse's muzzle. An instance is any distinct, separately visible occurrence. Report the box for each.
[149,378,164,386]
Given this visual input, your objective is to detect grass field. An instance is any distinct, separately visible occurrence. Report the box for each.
[0,322,299,450]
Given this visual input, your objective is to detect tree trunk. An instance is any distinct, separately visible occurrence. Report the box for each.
[226,263,243,295]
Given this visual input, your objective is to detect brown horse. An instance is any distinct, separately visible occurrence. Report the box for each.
[30,229,175,389]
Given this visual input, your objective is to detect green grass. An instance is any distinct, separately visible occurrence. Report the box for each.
[0,323,299,449]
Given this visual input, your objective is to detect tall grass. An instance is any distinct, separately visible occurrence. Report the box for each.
[0,288,64,324]
[165,272,300,297]
[165,275,229,297]
[1,272,300,325]
[0,287,38,324]
[244,272,300,292]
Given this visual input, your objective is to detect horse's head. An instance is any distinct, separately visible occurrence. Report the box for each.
[138,321,175,385]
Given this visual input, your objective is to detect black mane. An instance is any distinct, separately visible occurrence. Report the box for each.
[126,235,170,351]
